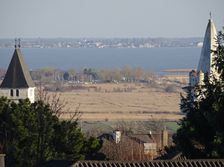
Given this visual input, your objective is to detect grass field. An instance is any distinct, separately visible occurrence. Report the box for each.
[57,82,184,121]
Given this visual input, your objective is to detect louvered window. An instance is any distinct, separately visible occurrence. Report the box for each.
[16,89,19,96]
[10,89,13,96]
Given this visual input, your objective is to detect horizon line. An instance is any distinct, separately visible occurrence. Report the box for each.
[0,36,203,40]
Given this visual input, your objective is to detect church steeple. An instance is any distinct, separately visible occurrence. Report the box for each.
[197,15,218,74]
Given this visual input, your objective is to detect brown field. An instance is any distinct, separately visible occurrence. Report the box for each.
[57,82,184,121]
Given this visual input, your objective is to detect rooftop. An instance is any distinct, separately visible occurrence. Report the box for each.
[0,48,34,88]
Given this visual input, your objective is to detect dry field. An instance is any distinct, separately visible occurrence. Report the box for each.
[57,82,184,121]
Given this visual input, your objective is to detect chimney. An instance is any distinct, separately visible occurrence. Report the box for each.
[113,130,121,144]
[0,154,5,167]
[162,126,168,148]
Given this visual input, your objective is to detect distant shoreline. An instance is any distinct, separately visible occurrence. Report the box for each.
[0,37,203,49]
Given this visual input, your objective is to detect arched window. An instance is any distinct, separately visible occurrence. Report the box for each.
[10,89,13,96]
[16,89,19,97]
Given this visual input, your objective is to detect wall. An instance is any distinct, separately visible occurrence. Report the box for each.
[0,87,35,103]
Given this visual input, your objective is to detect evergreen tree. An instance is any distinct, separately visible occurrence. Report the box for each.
[0,98,101,167]
[173,32,224,158]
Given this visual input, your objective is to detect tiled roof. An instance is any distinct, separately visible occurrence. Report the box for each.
[72,160,224,167]
[0,48,34,88]
[129,134,155,143]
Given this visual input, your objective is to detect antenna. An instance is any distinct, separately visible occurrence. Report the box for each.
[14,38,17,48]
[18,38,21,48]
[209,12,212,20]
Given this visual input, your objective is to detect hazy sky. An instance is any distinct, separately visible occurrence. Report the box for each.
[0,0,223,38]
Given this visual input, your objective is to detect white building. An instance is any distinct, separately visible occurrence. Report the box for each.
[189,17,218,88]
[0,46,35,103]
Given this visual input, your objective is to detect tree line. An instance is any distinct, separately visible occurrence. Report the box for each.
[29,66,156,83]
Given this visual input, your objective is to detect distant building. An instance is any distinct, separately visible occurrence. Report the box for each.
[0,41,35,103]
[189,17,218,89]
[98,128,170,160]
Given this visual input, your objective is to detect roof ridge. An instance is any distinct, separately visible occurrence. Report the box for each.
[15,49,34,87]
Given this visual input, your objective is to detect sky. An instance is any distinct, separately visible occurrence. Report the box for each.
[0,0,223,38]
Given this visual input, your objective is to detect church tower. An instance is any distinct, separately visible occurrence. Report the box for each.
[0,39,35,103]
[189,16,218,87]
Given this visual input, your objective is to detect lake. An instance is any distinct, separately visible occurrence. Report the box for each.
[0,47,201,73]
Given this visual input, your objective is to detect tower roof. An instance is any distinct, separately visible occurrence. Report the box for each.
[197,18,218,74]
[0,48,35,88]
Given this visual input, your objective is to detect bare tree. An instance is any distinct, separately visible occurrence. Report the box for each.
[114,120,134,134]
[35,81,81,121]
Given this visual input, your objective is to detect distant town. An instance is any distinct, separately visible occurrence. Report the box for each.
[0,37,203,48]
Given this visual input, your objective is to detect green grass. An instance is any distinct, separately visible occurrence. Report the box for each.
[79,120,181,135]
[79,120,114,133]
[163,121,180,132]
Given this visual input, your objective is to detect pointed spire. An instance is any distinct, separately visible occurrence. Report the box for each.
[0,48,34,88]
[197,17,218,74]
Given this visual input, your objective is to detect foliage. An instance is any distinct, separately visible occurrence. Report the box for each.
[83,68,99,81]
[30,66,157,84]
[63,71,70,81]
[173,32,224,158]
[0,98,101,167]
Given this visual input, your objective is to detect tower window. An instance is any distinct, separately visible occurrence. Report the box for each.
[16,89,19,97]
[10,89,13,96]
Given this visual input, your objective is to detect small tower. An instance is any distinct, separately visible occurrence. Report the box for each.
[161,126,168,148]
[0,39,35,103]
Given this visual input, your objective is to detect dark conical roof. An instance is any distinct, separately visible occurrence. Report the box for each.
[0,48,34,88]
